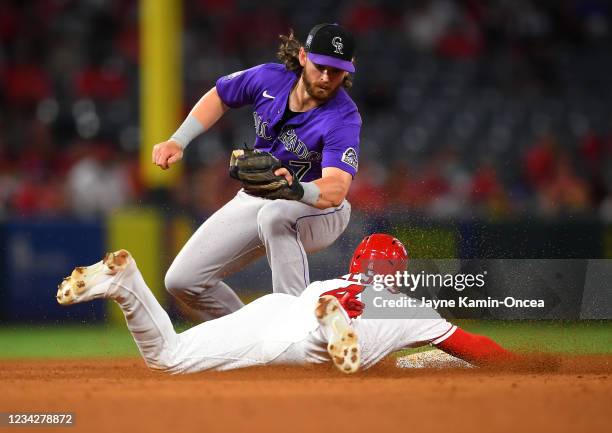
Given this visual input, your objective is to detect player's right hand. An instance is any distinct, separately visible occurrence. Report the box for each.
[152,140,183,170]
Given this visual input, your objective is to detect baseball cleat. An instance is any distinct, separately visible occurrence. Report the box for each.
[315,295,360,374]
[56,250,131,305]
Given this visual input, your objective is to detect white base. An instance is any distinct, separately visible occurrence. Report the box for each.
[396,349,474,369]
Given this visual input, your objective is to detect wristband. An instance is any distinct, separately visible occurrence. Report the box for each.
[299,182,321,206]
[169,114,205,149]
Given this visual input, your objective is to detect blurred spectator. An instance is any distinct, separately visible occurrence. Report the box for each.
[75,62,128,101]
[524,132,557,189]
[65,142,133,217]
[3,63,51,107]
[538,153,591,216]
[470,161,509,217]
[403,0,458,50]
[580,129,604,168]
[436,16,483,59]
[344,0,389,35]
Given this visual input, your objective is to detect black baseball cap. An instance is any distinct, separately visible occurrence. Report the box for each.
[304,23,355,73]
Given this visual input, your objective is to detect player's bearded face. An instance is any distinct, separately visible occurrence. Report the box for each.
[301,60,346,102]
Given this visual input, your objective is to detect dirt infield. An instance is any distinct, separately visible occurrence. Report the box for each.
[1,356,610,433]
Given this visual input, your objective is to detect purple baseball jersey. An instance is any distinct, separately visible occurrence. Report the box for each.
[216,63,361,182]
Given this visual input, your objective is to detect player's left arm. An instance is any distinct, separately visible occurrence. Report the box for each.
[273,121,359,209]
[434,327,519,366]
[274,166,351,209]
[312,167,352,208]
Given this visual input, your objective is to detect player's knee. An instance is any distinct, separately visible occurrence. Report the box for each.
[256,202,293,236]
[164,267,190,298]
[165,265,216,298]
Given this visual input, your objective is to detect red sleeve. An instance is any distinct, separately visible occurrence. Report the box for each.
[435,327,518,366]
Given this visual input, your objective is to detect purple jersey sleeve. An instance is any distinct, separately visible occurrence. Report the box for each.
[321,125,360,177]
[215,65,264,108]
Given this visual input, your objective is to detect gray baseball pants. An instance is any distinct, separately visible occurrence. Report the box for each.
[164,190,351,322]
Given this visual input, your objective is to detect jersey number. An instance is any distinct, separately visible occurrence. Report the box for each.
[288,160,312,181]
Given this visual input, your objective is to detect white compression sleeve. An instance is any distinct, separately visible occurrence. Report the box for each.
[170,114,205,149]
[300,182,321,206]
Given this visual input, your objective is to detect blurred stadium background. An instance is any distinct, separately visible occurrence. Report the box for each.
[0,0,611,356]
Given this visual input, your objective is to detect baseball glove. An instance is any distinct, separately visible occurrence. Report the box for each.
[229,149,304,200]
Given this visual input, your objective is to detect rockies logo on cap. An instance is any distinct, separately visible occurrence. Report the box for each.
[332,36,343,54]
[304,23,355,73]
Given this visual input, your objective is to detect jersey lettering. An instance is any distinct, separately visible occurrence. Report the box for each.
[279,127,322,162]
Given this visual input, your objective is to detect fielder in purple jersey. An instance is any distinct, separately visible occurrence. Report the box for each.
[151,23,362,323]
[216,62,360,182]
